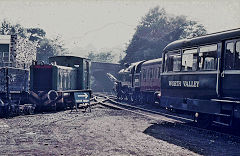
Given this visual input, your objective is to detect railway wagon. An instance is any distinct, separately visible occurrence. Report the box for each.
[161,28,240,127]
[140,58,162,104]
[0,67,30,117]
[29,56,91,111]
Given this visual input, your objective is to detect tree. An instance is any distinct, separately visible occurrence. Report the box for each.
[87,51,114,63]
[0,19,27,38]
[121,6,207,64]
[27,28,46,42]
[0,19,68,64]
[37,36,68,63]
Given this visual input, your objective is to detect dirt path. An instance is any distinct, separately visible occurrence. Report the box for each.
[0,105,239,155]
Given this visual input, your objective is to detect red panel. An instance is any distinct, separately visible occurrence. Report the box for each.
[140,63,161,92]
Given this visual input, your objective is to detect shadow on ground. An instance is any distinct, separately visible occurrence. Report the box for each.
[143,121,239,155]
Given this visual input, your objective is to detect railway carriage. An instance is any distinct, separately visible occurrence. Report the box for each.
[161,28,240,127]
[140,58,162,104]
[29,56,91,111]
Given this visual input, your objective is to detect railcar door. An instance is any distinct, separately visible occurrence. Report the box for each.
[221,39,240,98]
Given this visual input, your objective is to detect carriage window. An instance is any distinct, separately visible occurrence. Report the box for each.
[235,41,240,69]
[154,68,156,78]
[155,68,158,78]
[126,74,131,82]
[149,68,153,79]
[164,50,181,72]
[225,42,234,70]
[158,67,161,78]
[182,48,198,71]
[199,44,218,70]
[142,69,146,81]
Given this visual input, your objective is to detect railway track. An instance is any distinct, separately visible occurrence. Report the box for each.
[93,93,240,140]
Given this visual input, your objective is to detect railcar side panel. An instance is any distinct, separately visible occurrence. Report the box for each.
[161,72,218,99]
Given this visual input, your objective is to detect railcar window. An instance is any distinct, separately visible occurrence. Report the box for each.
[173,55,181,71]
[225,42,234,70]
[199,44,218,70]
[182,49,198,71]
[164,50,181,72]
[235,41,240,69]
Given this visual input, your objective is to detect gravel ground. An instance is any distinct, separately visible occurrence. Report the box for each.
[0,104,240,155]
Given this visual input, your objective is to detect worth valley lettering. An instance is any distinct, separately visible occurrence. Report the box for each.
[169,81,199,88]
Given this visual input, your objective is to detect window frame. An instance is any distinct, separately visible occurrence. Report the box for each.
[164,49,181,73]
[224,39,240,70]
[235,41,240,69]
[198,44,218,71]
[163,44,219,73]
[181,47,198,72]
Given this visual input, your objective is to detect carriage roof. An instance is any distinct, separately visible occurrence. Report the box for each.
[163,28,240,52]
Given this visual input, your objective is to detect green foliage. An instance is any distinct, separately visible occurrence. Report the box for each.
[37,36,68,63]
[121,6,207,64]
[87,51,114,63]
[27,28,46,42]
[0,19,27,38]
[0,19,67,63]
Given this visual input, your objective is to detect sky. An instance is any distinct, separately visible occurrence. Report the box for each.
[0,0,239,60]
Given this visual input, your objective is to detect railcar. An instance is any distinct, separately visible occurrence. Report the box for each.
[161,28,240,127]
[29,56,91,111]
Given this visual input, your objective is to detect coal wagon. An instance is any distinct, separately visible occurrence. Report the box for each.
[0,67,31,117]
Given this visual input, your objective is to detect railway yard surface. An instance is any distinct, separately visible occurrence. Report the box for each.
[0,98,240,155]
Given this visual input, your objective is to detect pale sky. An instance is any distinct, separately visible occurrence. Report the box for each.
[0,0,239,59]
